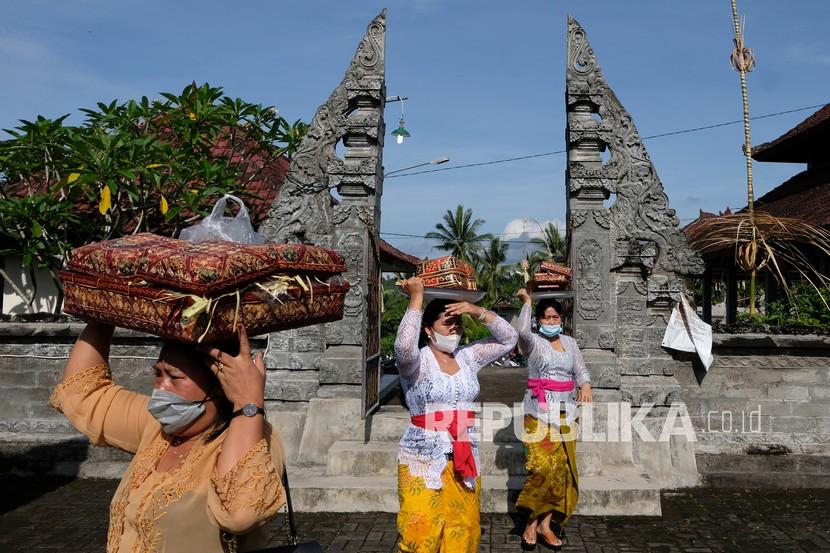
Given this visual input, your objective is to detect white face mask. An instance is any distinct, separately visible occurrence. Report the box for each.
[430,330,461,353]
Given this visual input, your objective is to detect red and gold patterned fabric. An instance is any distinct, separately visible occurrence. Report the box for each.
[67,233,347,295]
[415,256,477,291]
[416,256,474,277]
[61,233,350,343]
[61,271,349,344]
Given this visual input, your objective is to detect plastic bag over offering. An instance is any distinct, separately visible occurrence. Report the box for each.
[179,194,264,244]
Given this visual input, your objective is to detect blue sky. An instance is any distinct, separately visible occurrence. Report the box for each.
[3,0,829,259]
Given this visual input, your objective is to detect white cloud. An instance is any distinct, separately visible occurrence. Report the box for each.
[501,218,565,241]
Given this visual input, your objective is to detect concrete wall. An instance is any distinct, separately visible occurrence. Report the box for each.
[0,323,157,476]
[0,323,283,477]
[676,333,830,486]
[1,257,60,315]
[2,324,829,488]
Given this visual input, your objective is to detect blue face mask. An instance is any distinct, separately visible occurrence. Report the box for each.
[147,389,211,435]
[539,324,562,338]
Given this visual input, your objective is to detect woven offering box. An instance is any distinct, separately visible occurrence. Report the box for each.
[539,261,572,277]
[61,233,350,343]
[533,273,569,284]
[529,261,572,292]
[416,256,474,277]
[416,256,477,291]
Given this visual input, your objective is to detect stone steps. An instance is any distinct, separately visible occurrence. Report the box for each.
[285,464,661,515]
[367,403,630,443]
[0,431,132,477]
[326,439,635,478]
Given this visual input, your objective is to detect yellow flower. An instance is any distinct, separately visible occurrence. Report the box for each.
[160,194,169,215]
[98,186,111,215]
[67,172,80,184]
[188,112,197,121]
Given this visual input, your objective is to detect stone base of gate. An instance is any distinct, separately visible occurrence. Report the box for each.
[274,401,702,515]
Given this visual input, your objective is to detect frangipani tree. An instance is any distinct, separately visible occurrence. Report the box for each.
[0,82,307,315]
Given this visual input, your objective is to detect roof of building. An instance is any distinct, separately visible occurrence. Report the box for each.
[752,103,830,163]
[209,135,291,227]
[681,207,732,235]
[753,168,830,228]
[379,240,421,267]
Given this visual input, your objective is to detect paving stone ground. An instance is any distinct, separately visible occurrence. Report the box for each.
[1,476,829,552]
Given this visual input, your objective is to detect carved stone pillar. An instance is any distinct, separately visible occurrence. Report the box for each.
[565,17,704,406]
[566,18,618,398]
[260,12,386,416]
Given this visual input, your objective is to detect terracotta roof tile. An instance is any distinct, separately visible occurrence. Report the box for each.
[754,169,830,227]
[753,103,830,162]
[379,240,421,267]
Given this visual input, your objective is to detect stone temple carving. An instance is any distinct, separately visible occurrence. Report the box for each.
[566,17,704,406]
[260,12,386,249]
[260,11,386,414]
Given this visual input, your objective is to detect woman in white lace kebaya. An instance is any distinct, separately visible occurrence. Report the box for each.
[394,277,518,553]
[514,287,592,550]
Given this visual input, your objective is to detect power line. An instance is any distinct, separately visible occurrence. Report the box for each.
[382,214,720,244]
[384,151,565,179]
[385,102,827,179]
[380,231,547,245]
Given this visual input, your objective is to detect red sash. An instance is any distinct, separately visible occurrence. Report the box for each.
[411,410,477,480]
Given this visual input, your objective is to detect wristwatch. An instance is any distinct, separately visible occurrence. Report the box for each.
[231,403,266,419]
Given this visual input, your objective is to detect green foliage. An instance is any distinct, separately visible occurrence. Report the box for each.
[461,315,492,345]
[0,83,307,314]
[476,237,510,306]
[380,278,409,355]
[766,282,830,329]
[530,221,565,262]
[724,282,830,335]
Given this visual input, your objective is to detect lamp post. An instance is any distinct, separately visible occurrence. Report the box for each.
[384,156,450,177]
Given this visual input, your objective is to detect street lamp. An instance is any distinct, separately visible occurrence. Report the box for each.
[391,118,410,144]
[386,95,410,144]
[385,156,450,177]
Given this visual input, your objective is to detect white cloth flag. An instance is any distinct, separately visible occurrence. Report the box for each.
[661,295,714,371]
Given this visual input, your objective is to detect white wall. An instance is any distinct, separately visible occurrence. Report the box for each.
[1,255,60,315]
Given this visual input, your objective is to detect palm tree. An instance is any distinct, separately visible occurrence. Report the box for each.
[523,250,546,275]
[530,222,566,263]
[425,205,492,264]
[477,237,509,305]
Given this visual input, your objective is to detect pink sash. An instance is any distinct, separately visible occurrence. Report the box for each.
[527,378,575,408]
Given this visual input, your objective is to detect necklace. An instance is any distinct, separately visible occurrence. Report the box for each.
[168,435,196,462]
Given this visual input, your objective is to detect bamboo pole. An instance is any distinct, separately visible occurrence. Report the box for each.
[730,0,758,315]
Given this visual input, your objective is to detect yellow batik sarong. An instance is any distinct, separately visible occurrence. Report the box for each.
[515,415,579,527]
[397,460,481,553]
